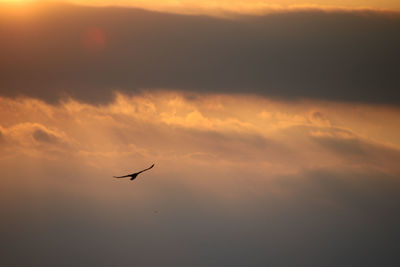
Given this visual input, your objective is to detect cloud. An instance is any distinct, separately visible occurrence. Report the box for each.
[0,128,4,140]
[32,128,61,144]
[1,92,399,173]
[0,3,399,104]
[0,122,73,160]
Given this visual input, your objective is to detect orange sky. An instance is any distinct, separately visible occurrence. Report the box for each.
[1,91,399,175]
[1,1,399,264]
[2,0,400,15]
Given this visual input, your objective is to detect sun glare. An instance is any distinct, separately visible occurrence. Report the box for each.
[0,0,36,8]
[0,0,32,3]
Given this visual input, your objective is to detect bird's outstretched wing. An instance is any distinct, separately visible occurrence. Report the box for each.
[138,164,155,174]
[114,164,154,180]
[113,175,132,178]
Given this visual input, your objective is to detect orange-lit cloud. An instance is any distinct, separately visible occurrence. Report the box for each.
[1,92,399,174]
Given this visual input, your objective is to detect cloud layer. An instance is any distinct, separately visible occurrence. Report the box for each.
[1,92,399,170]
[1,3,399,104]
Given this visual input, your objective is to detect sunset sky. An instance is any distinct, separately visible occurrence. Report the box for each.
[1,1,400,266]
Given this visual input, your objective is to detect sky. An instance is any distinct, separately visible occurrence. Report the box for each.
[1,1,400,266]
[2,0,400,14]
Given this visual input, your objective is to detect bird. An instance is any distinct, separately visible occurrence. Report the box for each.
[114,164,154,181]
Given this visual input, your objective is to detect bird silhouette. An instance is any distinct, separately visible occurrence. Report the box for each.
[114,164,154,181]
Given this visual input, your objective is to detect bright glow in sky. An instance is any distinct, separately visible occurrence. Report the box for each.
[1,0,400,15]
[66,0,400,11]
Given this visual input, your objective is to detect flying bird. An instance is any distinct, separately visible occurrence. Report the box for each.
[114,164,155,181]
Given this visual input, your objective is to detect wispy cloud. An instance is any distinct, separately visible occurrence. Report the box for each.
[1,92,399,171]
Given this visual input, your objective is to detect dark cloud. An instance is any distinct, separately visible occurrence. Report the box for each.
[32,128,60,144]
[0,129,4,143]
[310,128,400,168]
[314,134,368,156]
[0,3,399,104]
